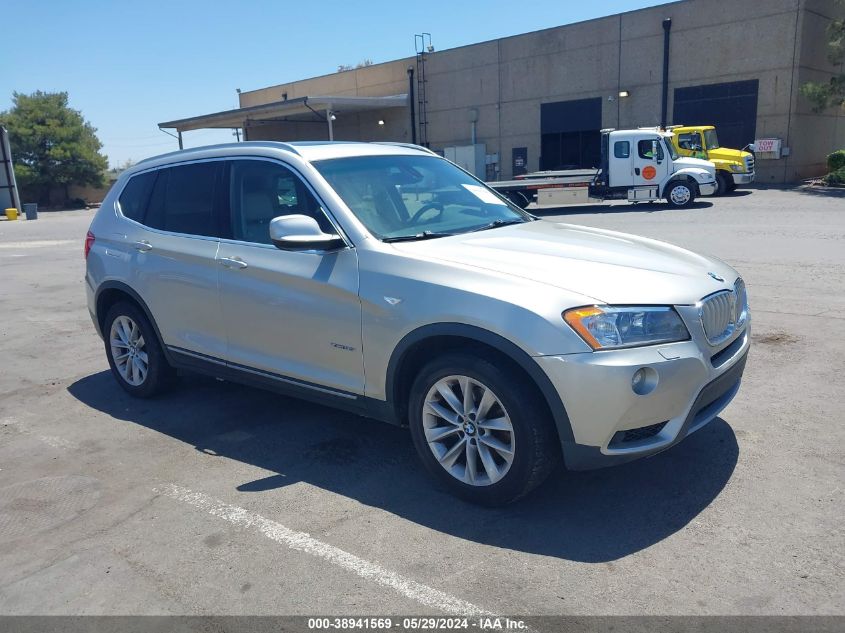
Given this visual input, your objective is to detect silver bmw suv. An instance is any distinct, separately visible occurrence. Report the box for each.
[86,141,749,505]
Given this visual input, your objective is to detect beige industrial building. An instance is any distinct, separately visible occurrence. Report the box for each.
[160,0,845,183]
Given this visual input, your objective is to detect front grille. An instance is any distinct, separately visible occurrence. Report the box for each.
[745,155,755,172]
[700,279,748,346]
[610,421,668,447]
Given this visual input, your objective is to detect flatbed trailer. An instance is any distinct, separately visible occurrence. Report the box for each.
[486,129,717,209]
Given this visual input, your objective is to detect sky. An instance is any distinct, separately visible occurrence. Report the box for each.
[2,0,672,168]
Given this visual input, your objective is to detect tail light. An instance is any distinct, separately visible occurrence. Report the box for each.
[84,231,95,259]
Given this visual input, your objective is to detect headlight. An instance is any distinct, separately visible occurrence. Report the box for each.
[563,306,690,350]
[729,164,745,173]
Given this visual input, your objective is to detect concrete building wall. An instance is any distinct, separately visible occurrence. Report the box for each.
[234,0,843,183]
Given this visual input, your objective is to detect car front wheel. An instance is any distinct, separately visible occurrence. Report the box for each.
[104,301,174,398]
[408,353,558,505]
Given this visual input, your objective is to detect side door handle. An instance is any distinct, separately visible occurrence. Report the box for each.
[133,240,152,252]
[219,257,248,270]
[634,167,641,176]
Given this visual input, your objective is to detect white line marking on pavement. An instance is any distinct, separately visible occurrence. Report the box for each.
[156,483,495,617]
[1,416,79,450]
[0,240,76,249]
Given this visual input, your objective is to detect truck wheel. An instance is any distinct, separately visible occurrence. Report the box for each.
[408,353,558,506]
[665,181,697,208]
[715,172,729,196]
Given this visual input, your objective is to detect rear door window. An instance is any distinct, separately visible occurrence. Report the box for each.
[117,171,156,222]
[143,162,221,237]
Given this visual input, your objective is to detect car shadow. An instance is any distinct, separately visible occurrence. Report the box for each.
[530,199,714,216]
[68,371,739,563]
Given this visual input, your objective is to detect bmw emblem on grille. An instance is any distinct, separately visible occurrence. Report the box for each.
[708,272,725,282]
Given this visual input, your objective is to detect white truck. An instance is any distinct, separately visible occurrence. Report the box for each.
[489,128,717,209]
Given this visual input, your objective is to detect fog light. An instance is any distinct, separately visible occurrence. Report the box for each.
[631,367,658,395]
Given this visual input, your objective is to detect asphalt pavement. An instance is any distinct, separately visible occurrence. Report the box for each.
[0,187,842,617]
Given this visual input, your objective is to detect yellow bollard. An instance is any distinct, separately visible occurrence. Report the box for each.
[4,208,18,221]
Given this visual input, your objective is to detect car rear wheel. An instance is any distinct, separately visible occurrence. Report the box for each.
[665,181,697,208]
[408,353,558,505]
[104,301,175,398]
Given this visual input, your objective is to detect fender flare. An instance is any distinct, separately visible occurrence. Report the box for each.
[94,281,175,365]
[385,322,575,444]
[661,172,702,197]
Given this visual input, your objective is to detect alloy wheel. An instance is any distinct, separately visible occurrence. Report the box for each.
[422,375,515,486]
[109,315,148,386]
[670,184,692,206]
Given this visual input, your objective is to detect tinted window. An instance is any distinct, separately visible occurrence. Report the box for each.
[613,141,630,159]
[117,171,156,222]
[228,160,331,244]
[637,139,664,161]
[144,162,220,237]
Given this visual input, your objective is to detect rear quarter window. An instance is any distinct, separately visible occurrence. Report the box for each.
[117,171,156,222]
[613,141,630,159]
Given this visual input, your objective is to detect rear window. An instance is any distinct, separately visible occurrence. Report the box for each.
[613,141,630,159]
[117,171,156,222]
[144,162,220,237]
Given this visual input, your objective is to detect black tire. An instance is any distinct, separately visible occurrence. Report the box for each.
[408,353,559,506]
[103,301,175,398]
[727,181,738,192]
[715,172,729,196]
[665,180,697,209]
[506,191,531,209]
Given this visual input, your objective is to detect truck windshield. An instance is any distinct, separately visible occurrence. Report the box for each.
[663,138,679,160]
[313,154,529,241]
[704,129,720,150]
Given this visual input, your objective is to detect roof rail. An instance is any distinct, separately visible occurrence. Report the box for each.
[136,141,301,165]
[373,141,438,155]
[600,128,616,133]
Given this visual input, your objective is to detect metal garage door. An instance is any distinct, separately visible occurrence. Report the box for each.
[540,98,602,170]
[673,79,759,150]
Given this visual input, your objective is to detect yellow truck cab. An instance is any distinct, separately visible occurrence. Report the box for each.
[669,125,754,195]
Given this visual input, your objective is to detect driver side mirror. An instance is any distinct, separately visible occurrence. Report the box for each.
[269,215,345,252]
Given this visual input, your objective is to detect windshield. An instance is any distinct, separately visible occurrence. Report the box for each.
[704,129,720,150]
[313,154,530,241]
[663,138,679,160]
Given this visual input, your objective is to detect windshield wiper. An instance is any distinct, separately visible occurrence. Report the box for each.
[468,218,528,233]
[382,231,455,243]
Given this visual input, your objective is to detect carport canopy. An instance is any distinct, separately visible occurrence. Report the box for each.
[158,94,408,142]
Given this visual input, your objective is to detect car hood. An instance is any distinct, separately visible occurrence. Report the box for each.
[390,220,738,305]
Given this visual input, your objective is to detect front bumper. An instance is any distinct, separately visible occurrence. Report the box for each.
[536,311,749,470]
[731,172,755,185]
[698,181,718,196]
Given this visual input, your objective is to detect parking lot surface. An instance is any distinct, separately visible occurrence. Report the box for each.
[0,188,843,616]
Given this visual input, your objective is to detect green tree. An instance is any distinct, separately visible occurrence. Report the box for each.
[0,91,108,205]
[800,1,845,112]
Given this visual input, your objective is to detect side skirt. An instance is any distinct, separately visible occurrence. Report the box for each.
[167,346,398,426]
